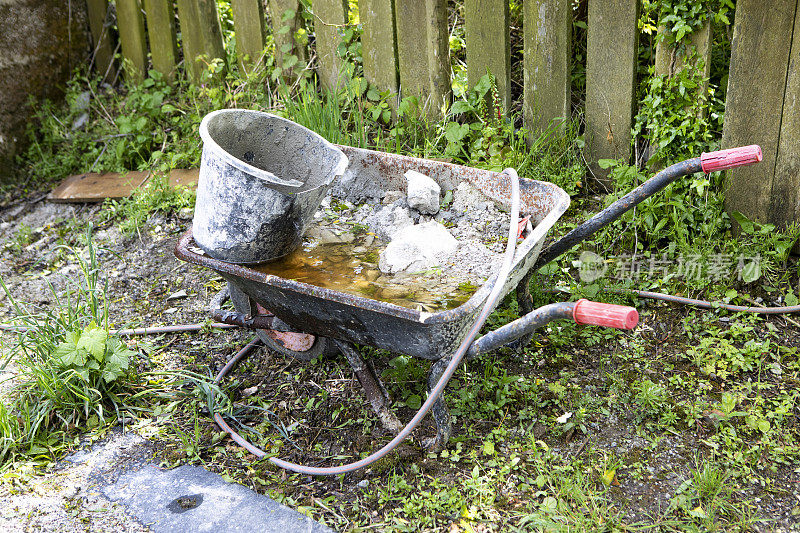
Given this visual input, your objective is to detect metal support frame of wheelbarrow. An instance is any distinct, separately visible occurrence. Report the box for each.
[174,144,762,456]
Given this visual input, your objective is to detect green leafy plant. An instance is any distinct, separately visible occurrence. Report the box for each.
[729,211,800,282]
[442,73,511,167]
[633,59,723,166]
[595,157,728,258]
[655,0,734,47]
[381,355,427,409]
[5,223,35,255]
[101,172,195,235]
[51,322,134,384]
[0,226,142,467]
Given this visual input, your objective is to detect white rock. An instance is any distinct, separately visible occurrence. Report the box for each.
[365,205,414,241]
[306,226,355,245]
[405,170,441,215]
[71,112,89,130]
[382,190,405,205]
[167,289,188,301]
[452,181,488,213]
[379,221,458,274]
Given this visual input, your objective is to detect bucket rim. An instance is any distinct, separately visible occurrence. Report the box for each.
[199,109,349,191]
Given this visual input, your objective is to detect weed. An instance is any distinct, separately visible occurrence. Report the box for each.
[664,461,756,530]
[101,172,195,235]
[381,354,427,409]
[279,79,370,149]
[0,226,142,468]
[173,410,204,464]
[5,223,35,255]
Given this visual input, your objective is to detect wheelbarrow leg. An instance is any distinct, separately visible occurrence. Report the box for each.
[335,341,403,433]
[513,271,536,349]
[422,357,453,451]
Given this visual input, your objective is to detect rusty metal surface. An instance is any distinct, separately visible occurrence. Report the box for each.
[175,147,570,361]
[209,299,278,330]
[334,145,569,227]
[265,330,316,352]
[335,341,403,433]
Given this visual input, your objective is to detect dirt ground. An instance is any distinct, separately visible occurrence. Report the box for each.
[1,195,799,531]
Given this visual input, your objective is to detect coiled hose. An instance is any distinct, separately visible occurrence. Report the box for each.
[212,168,522,476]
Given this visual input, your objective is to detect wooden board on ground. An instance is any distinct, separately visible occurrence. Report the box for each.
[48,169,199,203]
[168,169,200,189]
[49,171,151,203]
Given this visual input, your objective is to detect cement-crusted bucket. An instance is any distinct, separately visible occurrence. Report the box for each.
[193,110,348,263]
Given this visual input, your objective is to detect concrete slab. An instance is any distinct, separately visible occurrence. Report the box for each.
[101,464,332,533]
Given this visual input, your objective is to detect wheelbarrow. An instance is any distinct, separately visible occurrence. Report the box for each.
[174,143,762,474]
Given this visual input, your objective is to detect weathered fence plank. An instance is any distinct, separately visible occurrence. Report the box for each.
[313,0,348,91]
[175,0,226,81]
[654,20,711,81]
[768,3,800,233]
[116,0,148,81]
[86,0,117,81]
[395,2,428,105]
[722,0,796,226]
[230,0,266,71]
[143,0,178,81]
[269,0,307,80]
[524,0,571,136]
[395,0,450,119]
[465,0,510,110]
[654,19,712,120]
[427,0,451,116]
[584,0,639,181]
[359,0,398,100]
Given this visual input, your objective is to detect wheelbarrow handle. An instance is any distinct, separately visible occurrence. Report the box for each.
[701,145,762,173]
[533,145,762,269]
[468,300,638,358]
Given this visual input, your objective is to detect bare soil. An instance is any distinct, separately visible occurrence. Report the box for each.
[1,195,799,531]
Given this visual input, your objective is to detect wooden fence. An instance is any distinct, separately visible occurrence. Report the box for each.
[85,0,799,231]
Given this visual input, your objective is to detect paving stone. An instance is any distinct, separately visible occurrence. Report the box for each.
[102,464,332,533]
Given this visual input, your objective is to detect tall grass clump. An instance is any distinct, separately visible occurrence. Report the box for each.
[280,79,371,149]
[0,226,141,468]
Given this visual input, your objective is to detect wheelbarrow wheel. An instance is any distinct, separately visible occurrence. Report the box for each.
[228,283,328,361]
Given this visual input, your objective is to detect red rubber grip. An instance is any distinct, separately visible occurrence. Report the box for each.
[573,299,639,330]
[701,145,762,173]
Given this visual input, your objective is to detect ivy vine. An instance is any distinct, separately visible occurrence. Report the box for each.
[655,0,735,47]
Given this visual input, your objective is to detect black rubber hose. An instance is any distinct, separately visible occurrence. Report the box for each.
[620,288,800,314]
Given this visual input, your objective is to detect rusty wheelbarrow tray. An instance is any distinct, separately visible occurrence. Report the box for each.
[177,145,569,360]
[174,143,763,452]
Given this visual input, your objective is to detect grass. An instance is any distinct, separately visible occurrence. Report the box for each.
[100,172,195,235]
[0,226,141,467]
